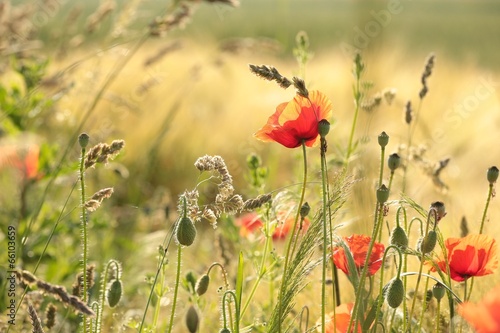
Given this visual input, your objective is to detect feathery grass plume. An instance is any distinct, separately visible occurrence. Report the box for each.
[143,40,182,67]
[266,174,350,332]
[405,101,413,124]
[361,92,382,112]
[15,270,95,317]
[84,140,125,169]
[85,188,114,212]
[292,76,309,98]
[243,193,272,210]
[149,3,192,37]
[383,88,397,105]
[460,216,469,237]
[419,53,435,99]
[28,304,45,333]
[45,303,56,329]
[86,0,116,33]
[248,64,292,89]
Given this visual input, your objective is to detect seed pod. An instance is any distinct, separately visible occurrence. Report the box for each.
[430,201,446,222]
[106,279,122,308]
[186,305,199,333]
[432,283,446,301]
[219,329,231,333]
[487,166,499,184]
[176,217,197,246]
[419,230,437,254]
[300,202,310,219]
[388,153,401,171]
[377,184,390,204]
[79,133,90,148]
[378,131,389,148]
[386,278,404,308]
[318,119,331,138]
[195,274,210,296]
[389,225,408,248]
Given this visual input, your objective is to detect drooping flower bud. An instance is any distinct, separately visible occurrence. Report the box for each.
[186,305,199,333]
[318,119,331,138]
[377,184,390,204]
[418,230,437,254]
[195,274,210,296]
[386,278,405,308]
[389,225,408,248]
[378,131,389,148]
[106,279,122,308]
[388,153,401,171]
[487,166,499,184]
[176,217,197,246]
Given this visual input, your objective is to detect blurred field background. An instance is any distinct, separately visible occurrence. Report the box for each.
[2,0,500,331]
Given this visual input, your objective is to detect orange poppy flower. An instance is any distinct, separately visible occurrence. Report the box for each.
[237,212,310,241]
[430,234,498,282]
[254,90,332,148]
[459,285,500,333]
[0,143,40,180]
[316,303,361,333]
[332,234,385,276]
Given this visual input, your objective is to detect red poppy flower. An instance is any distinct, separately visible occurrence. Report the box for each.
[459,285,500,333]
[316,303,361,333]
[0,143,40,180]
[237,211,310,241]
[254,90,332,148]
[430,234,498,282]
[332,234,385,276]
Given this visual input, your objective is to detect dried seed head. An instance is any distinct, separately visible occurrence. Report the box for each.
[389,225,408,248]
[419,53,435,99]
[386,278,405,308]
[176,217,197,246]
[383,88,397,105]
[106,279,122,308]
[388,153,401,171]
[248,64,292,89]
[405,101,413,125]
[487,166,499,184]
[243,193,272,211]
[432,282,446,301]
[460,216,469,237]
[318,119,331,138]
[195,274,210,296]
[378,131,389,148]
[45,303,57,329]
[186,305,200,333]
[425,289,434,303]
[78,133,90,149]
[28,304,45,333]
[292,77,308,98]
[376,184,390,204]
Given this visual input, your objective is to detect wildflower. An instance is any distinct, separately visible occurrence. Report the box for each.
[316,303,361,333]
[0,143,40,180]
[429,234,498,282]
[237,212,309,241]
[332,234,385,276]
[459,285,500,333]
[255,90,332,148]
[237,212,263,238]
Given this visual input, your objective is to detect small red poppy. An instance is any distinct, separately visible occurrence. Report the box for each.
[332,234,385,276]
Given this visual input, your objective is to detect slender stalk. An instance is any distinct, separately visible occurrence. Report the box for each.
[79,145,89,333]
[435,298,441,333]
[345,64,362,165]
[277,141,308,333]
[320,137,329,333]
[417,273,431,333]
[166,243,182,333]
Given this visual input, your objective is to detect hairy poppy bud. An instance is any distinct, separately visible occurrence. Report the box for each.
[186,305,199,333]
[176,217,197,246]
[388,153,401,171]
[106,279,122,308]
[377,184,390,204]
[195,274,210,296]
[386,278,404,308]
[378,131,389,148]
[390,225,408,248]
[418,230,437,254]
[487,166,499,184]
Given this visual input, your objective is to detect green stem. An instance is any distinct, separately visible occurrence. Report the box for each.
[277,141,308,333]
[346,73,361,165]
[97,260,120,333]
[479,183,493,235]
[167,244,182,333]
[79,145,89,333]
[417,273,431,333]
[320,137,329,333]
[435,299,441,333]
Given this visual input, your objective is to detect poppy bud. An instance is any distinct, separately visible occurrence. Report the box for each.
[388,153,401,171]
[186,305,199,333]
[430,201,446,222]
[176,217,197,246]
[377,184,390,203]
[300,202,310,219]
[318,119,330,138]
[418,230,437,254]
[378,131,389,148]
[487,166,499,184]
[106,279,122,308]
[195,274,210,296]
[220,329,231,333]
[432,283,446,301]
[79,133,90,148]
[386,278,405,308]
[389,225,408,248]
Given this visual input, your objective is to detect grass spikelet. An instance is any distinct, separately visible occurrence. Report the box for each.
[28,304,45,333]
[243,193,272,210]
[248,64,292,89]
[85,188,114,212]
[86,0,116,33]
[45,303,57,329]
